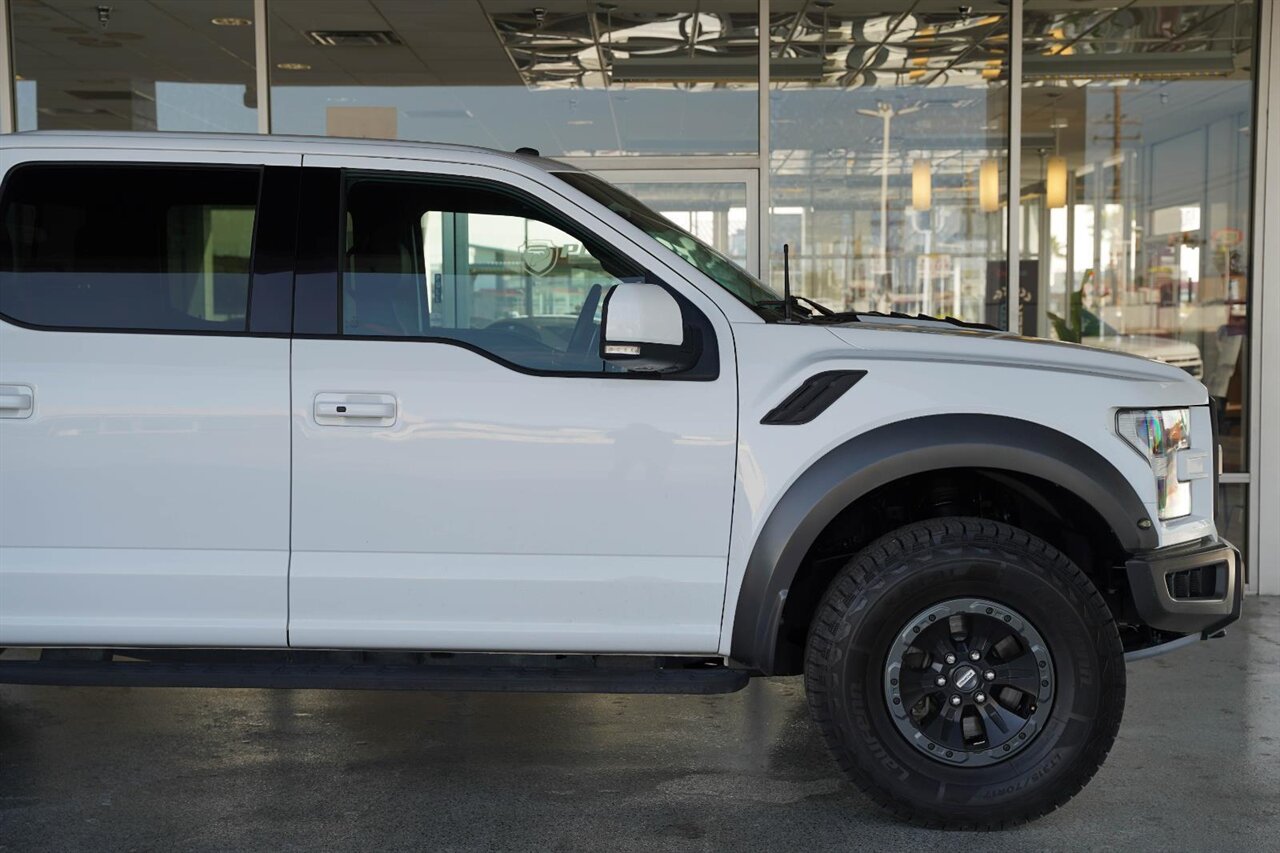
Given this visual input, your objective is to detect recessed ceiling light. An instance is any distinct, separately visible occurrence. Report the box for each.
[276,62,311,71]
[212,17,253,27]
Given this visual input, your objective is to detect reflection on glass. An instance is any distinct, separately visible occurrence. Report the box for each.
[557,172,778,312]
[11,0,257,132]
[1022,0,1256,471]
[1216,484,1249,577]
[769,3,1010,325]
[0,165,258,332]
[608,180,751,268]
[342,174,637,373]
[269,1,757,156]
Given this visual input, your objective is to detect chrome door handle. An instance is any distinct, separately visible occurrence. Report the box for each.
[0,385,33,419]
[314,392,397,427]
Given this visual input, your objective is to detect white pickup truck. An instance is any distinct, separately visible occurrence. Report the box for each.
[0,132,1242,828]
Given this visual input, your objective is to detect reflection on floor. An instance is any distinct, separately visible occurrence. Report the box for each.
[0,598,1276,851]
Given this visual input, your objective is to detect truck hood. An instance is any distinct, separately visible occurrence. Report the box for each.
[822,318,1198,385]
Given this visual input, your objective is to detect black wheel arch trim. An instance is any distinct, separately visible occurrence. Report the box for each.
[729,413,1159,674]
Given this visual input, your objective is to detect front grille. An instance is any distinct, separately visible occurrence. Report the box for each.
[1165,563,1226,600]
[1165,357,1203,379]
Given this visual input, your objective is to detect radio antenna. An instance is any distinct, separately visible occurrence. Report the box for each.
[783,243,793,323]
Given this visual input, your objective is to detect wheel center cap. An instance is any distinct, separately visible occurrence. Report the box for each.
[951,664,980,692]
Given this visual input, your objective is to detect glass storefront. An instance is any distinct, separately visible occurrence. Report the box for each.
[1021,1,1256,472]
[1,0,1273,585]
[267,0,758,157]
[769,4,1011,325]
[12,0,257,133]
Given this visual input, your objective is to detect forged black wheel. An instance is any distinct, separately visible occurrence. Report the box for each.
[883,597,1055,767]
[805,517,1125,829]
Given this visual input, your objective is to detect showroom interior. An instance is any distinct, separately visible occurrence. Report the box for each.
[0,0,1275,591]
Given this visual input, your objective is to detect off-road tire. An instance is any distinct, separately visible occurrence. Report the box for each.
[805,517,1125,828]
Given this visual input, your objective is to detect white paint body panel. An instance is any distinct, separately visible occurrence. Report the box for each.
[289,338,737,652]
[0,133,1221,655]
[0,326,290,646]
[717,322,1216,653]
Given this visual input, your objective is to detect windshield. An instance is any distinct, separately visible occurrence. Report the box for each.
[555,172,780,316]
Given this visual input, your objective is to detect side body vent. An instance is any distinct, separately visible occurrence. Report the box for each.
[760,370,866,426]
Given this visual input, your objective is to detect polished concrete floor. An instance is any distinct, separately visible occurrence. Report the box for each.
[1,597,1276,852]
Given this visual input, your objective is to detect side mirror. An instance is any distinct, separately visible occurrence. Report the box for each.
[600,282,695,373]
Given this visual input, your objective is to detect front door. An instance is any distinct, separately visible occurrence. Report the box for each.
[288,156,739,654]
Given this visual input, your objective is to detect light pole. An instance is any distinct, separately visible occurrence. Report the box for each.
[856,101,921,280]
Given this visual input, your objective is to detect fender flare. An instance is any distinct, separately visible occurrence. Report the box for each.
[729,414,1157,674]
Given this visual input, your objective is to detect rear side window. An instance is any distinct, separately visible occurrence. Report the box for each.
[0,164,260,332]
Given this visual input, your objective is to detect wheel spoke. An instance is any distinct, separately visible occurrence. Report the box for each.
[990,655,1043,693]
[977,701,1024,749]
[962,612,999,656]
[899,668,944,707]
[928,634,954,666]
[922,704,965,749]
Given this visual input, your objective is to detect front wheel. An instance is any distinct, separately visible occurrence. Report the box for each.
[805,517,1125,828]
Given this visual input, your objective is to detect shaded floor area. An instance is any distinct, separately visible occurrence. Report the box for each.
[1,597,1276,852]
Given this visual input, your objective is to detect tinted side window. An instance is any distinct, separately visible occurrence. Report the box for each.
[0,164,259,332]
[342,173,645,374]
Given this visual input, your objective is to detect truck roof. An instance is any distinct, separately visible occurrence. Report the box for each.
[2,130,579,176]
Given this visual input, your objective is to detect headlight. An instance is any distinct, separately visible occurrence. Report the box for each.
[1117,408,1191,520]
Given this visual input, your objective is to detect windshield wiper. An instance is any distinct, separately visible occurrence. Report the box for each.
[758,245,839,322]
[809,309,999,330]
[754,300,999,330]
[754,243,995,331]
[756,294,832,320]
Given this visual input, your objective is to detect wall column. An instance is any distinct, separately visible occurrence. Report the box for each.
[1251,0,1278,593]
[254,0,271,134]
[0,0,15,133]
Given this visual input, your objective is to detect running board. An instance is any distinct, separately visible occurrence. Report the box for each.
[0,653,751,694]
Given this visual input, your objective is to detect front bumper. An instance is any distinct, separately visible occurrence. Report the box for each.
[1125,538,1243,636]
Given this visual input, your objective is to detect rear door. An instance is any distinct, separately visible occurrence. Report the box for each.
[0,148,298,647]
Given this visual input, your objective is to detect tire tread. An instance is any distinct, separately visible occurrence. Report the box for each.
[804,516,1125,830]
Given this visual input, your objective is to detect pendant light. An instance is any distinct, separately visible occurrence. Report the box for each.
[912,158,932,211]
[1046,155,1068,209]
[979,158,1000,213]
[1046,111,1068,209]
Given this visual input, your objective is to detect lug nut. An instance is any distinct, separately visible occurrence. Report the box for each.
[950,695,962,707]
[935,675,947,687]
[969,650,981,661]
[975,691,986,703]
[944,653,957,665]
[984,670,995,681]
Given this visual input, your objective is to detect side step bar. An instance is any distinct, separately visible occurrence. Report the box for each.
[0,652,751,695]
